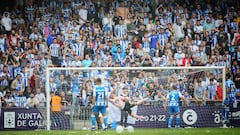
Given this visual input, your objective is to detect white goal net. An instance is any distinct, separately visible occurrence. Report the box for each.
[45,66,226,130]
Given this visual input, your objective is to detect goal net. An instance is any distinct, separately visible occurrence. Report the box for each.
[45,66,226,130]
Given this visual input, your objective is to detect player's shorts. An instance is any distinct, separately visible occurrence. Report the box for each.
[168,106,180,114]
[92,106,107,115]
[123,101,135,114]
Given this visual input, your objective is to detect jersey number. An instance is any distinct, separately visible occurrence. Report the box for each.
[171,95,175,101]
[97,92,104,99]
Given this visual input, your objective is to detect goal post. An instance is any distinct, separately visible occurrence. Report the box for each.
[45,66,226,130]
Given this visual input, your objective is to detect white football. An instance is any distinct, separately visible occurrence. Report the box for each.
[116,125,124,134]
[126,126,134,133]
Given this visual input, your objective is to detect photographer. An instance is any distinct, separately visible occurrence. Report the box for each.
[122,55,133,67]
[141,53,154,67]
[217,25,229,46]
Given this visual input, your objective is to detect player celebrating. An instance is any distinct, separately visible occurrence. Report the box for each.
[164,85,184,128]
[110,82,146,119]
[90,78,108,131]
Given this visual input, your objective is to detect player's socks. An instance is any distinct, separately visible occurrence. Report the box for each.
[168,116,173,128]
[103,116,108,128]
[91,115,96,130]
[102,123,106,129]
[111,121,117,129]
[176,115,180,128]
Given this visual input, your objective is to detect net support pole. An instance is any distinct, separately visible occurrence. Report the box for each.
[222,67,226,99]
[46,68,50,130]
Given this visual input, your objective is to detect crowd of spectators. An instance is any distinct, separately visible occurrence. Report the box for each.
[0,0,240,109]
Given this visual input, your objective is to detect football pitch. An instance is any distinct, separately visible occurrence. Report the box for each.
[0,128,239,135]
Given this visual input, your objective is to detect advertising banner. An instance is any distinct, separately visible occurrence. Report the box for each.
[0,108,46,130]
[0,108,71,130]
[134,105,240,128]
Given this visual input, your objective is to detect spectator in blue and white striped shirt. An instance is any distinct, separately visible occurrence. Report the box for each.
[30,55,41,68]
[72,38,84,57]
[158,27,169,47]
[49,38,61,66]
[20,67,29,89]
[115,19,127,39]
[15,90,27,108]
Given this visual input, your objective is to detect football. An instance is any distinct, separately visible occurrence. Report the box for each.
[116,125,124,134]
[126,126,134,133]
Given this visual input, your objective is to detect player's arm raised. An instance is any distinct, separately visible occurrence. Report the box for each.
[110,82,120,98]
[163,94,169,111]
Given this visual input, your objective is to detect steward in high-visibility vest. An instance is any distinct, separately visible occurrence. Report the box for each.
[51,92,62,112]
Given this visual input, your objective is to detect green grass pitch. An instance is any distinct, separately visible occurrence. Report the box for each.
[0,128,240,135]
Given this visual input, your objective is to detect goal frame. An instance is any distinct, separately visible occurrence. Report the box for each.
[45,66,226,130]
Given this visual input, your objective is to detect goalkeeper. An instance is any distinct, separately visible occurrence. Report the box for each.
[109,82,146,119]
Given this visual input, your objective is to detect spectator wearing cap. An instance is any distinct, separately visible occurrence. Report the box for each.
[4,90,15,107]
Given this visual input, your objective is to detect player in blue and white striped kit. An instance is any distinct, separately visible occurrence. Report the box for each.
[164,85,183,128]
[91,78,108,131]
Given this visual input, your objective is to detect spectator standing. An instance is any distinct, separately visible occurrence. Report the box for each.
[11,74,25,92]
[49,38,61,66]
[35,88,46,108]
[1,12,12,35]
